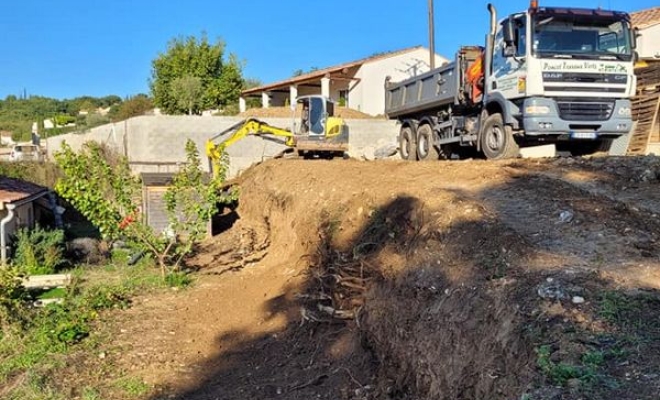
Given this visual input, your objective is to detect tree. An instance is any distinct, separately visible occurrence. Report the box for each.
[108,94,153,122]
[171,76,203,115]
[54,140,234,275]
[150,33,245,115]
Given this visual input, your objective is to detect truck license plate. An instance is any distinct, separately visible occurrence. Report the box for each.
[570,131,598,140]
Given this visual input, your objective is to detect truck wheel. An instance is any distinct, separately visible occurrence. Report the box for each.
[399,126,418,160]
[481,113,519,159]
[416,124,439,160]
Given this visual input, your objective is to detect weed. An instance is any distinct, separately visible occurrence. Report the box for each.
[536,345,600,387]
[12,227,66,275]
[36,287,67,300]
[81,387,102,400]
[114,376,150,397]
[0,267,29,327]
[165,271,193,288]
[598,291,635,324]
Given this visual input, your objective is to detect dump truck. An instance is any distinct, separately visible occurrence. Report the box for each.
[206,95,349,176]
[385,1,637,160]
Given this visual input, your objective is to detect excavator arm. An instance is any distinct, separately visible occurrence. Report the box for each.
[206,118,296,176]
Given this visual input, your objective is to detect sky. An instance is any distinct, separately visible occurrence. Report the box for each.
[1,0,657,100]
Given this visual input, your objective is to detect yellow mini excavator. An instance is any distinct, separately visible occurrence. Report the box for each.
[206,95,349,176]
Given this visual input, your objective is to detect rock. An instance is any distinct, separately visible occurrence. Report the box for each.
[537,279,566,300]
[572,296,585,304]
[567,378,582,389]
[559,210,574,223]
[67,237,109,264]
[639,169,655,182]
[362,146,376,161]
[374,144,398,159]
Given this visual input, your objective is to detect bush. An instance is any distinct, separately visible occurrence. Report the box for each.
[12,227,66,275]
[0,267,28,329]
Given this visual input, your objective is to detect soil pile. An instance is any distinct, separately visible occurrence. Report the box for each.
[79,156,660,400]
[184,157,660,399]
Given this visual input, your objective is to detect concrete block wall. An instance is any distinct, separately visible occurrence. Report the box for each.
[46,116,401,178]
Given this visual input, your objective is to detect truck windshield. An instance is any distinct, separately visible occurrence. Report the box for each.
[532,15,632,60]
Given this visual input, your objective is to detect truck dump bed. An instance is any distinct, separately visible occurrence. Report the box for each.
[384,47,483,119]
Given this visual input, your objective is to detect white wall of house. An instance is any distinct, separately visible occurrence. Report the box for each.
[0,202,35,243]
[638,24,660,59]
[349,48,448,116]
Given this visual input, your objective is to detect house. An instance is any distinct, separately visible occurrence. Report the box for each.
[631,7,660,60]
[0,177,51,265]
[240,46,448,116]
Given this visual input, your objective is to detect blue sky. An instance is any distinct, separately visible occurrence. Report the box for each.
[1,0,656,99]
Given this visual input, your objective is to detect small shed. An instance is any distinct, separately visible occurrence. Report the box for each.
[140,173,213,237]
[141,173,175,235]
[0,177,51,264]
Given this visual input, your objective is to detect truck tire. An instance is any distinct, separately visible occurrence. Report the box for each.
[416,124,439,160]
[480,113,519,159]
[399,126,418,160]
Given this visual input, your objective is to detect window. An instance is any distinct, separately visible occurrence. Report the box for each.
[532,15,632,59]
[338,90,349,106]
[516,17,527,57]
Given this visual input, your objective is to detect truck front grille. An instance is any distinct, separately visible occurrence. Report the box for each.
[556,100,614,121]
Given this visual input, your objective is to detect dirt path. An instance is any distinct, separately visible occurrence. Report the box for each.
[87,157,660,400]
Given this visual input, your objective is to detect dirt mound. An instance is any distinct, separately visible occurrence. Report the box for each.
[221,157,660,399]
[238,105,383,119]
[83,156,660,400]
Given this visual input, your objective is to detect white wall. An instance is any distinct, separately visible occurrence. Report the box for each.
[350,48,448,116]
[0,203,34,243]
[638,24,660,59]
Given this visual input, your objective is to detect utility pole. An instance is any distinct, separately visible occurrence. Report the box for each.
[428,0,435,70]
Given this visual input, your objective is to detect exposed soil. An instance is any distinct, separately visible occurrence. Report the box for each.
[56,156,660,399]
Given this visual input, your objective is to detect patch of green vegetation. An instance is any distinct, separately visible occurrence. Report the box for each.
[536,345,602,387]
[12,227,66,275]
[81,387,102,400]
[598,291,636,324]
[36,287,67,300]
[114,376,151,397]
[0,261,181,398]
[165,270,193,288]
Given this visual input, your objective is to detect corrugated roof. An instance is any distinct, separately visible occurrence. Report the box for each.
[243,46,430,95]
[631,6,660,30]
[0,177,49,205]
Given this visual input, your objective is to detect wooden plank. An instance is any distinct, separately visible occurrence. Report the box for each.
[22,274,72,289]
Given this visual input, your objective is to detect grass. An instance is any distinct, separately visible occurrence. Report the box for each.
[536,345,603,387]
[114,376,151,397]
[0,259,182,399]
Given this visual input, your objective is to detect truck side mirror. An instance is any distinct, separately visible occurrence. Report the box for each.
[632,27,640,50]
[502,17,516,57]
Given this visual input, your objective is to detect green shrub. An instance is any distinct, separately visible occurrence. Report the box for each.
[12,227,66,275]
[0,267,28,328]
[165,271,193,288]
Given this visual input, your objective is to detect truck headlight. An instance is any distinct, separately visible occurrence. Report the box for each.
[525,105,551,115]
[618,107,631,116]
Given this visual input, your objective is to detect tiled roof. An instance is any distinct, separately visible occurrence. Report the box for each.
[0,177,49,204]
[242,46,438,95]
[631,7,660,30]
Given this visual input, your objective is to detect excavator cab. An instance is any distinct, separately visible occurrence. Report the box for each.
[295,96,344,138]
